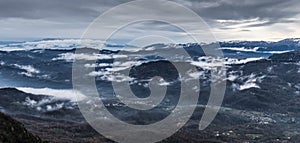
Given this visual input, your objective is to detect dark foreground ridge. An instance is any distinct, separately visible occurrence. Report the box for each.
[0,112,45,143]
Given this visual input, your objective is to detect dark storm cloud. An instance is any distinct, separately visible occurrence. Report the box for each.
[180,0,300,27]
[194,0,298,19]
[0,0,300,40]
[240,29,251,32]
[1,0,299,25]
[244,19,298,28]
[0,0,128,21]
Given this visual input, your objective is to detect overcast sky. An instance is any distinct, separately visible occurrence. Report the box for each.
[0,0,300,42]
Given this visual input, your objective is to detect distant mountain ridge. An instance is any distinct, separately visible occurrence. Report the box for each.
[219,38,300,49]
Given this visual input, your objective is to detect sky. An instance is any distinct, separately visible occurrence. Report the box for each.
[0,0,300,42]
